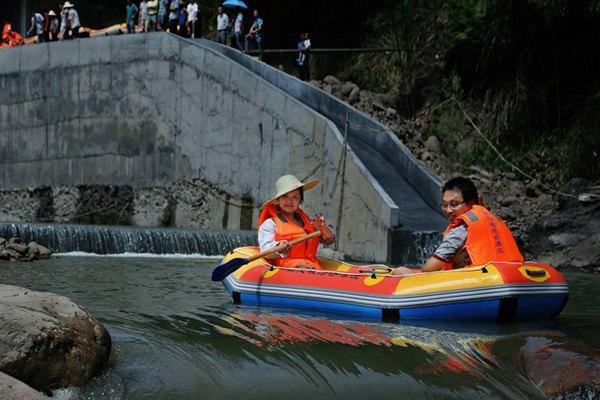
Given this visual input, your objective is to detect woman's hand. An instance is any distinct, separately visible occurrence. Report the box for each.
[276,240,291,252]
[313,214,335,244]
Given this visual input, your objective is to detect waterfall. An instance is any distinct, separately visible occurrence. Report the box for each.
[0,222,257,256]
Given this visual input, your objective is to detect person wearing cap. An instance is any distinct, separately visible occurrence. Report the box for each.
[63,2,80,39]
[48,10,60,40]
[59,5,68,40]
[257,175,335,269]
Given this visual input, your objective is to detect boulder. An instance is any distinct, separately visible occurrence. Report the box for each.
[455,136,474,155]
[0,372,48,400]
[521,336,600,398]
[0,285,111,393]
[348,87,361,104]
[340,81,359,96]
[8,243,28,254]
[525,203,600,272]
[424,135,441,153]
[377,93,395,107]
[37,244,52,257]
[372,99,387,112]
[500,195,519,207]
[323,75,341,86]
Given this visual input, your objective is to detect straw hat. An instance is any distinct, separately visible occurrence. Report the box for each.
[63,2,74,8]
[48,10,57,16]
[262,175,319,208]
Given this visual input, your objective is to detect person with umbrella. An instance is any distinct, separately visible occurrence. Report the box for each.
[222,0,247,51]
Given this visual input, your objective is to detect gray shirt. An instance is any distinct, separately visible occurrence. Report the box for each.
[432,224,468,261]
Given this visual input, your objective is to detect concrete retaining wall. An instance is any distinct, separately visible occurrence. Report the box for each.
[0,33,399,262]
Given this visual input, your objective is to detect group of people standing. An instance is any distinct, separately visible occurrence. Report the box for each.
[27,2,81,43]
[124,2,264,59]
[126,0,201,37]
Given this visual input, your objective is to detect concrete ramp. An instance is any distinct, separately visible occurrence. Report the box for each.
[183,38,447,260]
[0,33,445,263]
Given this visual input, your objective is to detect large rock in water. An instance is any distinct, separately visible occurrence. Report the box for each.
[0,285,111,393]
[525,202,600,272]
[521,336,600,398]
[0,372,48,399]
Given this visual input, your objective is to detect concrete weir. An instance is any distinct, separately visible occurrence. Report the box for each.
[0,33,445,263]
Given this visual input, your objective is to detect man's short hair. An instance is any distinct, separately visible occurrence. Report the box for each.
[442,177,479,204]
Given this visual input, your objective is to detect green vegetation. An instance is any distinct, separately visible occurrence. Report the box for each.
[338,0,600,182]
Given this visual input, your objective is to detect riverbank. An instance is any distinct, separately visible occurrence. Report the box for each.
[308,76,600,273]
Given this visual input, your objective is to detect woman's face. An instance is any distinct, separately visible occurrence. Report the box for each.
[277,189,301,214]
[441,189,470,221]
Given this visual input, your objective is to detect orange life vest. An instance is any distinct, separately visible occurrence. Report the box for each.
[1,24,24,47]
[441,205,524,270]
[257,204,321,269]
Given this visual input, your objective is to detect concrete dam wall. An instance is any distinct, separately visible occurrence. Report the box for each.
[0,33,445,263]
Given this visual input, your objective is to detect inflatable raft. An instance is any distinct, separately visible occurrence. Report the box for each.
[219,247,569,322]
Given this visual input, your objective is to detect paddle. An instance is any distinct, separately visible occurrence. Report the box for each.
[211,231,322,281]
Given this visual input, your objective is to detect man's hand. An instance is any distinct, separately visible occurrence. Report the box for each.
[391,266,418,276]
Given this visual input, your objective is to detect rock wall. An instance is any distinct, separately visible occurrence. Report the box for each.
[0,33,397,262]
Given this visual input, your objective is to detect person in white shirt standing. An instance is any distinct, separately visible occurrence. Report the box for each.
[63,2,80,39]
[232,8,244,51]
[216,6,229,45]
[59,5,68,40]
[186,0,199,38]
[139,0,149,33]
[147,0,158,31]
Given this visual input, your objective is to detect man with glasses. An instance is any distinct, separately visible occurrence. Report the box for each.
[393,176,523,275]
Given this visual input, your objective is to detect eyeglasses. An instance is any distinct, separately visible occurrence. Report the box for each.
[441,201,465,210]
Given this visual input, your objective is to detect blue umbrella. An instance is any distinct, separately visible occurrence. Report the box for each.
[222,0,248,9]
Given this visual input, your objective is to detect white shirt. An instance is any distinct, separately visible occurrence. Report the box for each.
[31,13,44,35]
[68,9,80,28]
[60,10,68,31]
[234,12,243,33]
[258,218,290,258]
[304,38,311,50]
[217,13,229,31]
[187,2,198,22]
[139,1,148,18]
[257,216,334,257]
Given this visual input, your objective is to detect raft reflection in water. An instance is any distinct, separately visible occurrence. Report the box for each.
[215,310,599,399]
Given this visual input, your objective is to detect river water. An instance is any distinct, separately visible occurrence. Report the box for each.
[0,256,598,400]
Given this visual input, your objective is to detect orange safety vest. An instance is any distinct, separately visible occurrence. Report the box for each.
[257,204,321,269]
[441,205,524,270]
[2,24,24,47]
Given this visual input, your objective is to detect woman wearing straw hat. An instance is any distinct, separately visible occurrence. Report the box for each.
[257,175,335,269]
